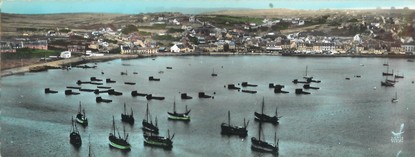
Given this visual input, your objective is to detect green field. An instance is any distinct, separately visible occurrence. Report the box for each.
[198,15,263,27]
[1,48,60,60]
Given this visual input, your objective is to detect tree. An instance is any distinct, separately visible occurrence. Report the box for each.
[269,3,274,9]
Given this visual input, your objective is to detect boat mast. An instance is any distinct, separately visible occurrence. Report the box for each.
[258,119,262,141]
[130,107,133,116]
[228,110,231,127]
[261,97,265,115]
[146,103,149,121]
[124,103,126,114]
[155,116,158,127]
[274,132,277,146]
[173,99,176,113]
[112,116,116,136]
[275,106,278,117]
[79,101,82,113]
[305,65,308,77]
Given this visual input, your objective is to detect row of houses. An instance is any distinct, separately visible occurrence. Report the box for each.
[0,40,48,53]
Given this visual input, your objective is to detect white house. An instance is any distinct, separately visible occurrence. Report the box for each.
[60,51,71,59]
[170,44,181,53]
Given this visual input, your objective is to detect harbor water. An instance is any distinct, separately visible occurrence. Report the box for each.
[1,56,414,157]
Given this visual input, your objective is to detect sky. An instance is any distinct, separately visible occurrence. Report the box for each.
[1,0,414,14]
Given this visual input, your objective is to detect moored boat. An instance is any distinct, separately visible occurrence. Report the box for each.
[391,92,398,103]
[146,94,165,100]
[143,130,174,149]
[44,88,58,94]
[211,68,218,77]
[167,100,191,121]
[221,110,248,137]
[142,103,159,134]
[382,66,393,76]
[254,97,281,125]
[251,120,279,154]
[108,116,131,151]
[121,103,134,125]
[76,102,88,127]
[70,117,82,147]
[131,91,147,97]
[96,96,112,103]
[149,76,161,81]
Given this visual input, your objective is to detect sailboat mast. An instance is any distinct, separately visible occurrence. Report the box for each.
[123,125,126,139]
[262,97,265,114]
[124,103,126,114]
[173,100,176,113]
[258,120,262,140]
[275,106,278,117]
[274,132,277,145]
[79,101,82,113]
[146,103,149,121]
[112,116,116,135]
[228,110,231,126]
[305,65,308,77]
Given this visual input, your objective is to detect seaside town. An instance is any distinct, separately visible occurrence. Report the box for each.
[2,3,415,157]
[1,8,415,70]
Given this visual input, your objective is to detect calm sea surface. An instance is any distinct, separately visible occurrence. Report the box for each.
[1,56,415,157]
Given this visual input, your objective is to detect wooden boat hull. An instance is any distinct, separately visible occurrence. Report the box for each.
[108,135,131,150]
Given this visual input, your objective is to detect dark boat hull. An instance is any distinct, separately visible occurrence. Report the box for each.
[254,112,279,124]
[251,137,278,154]
[167,112,191,121]
[143,134,173,149]
[108,134,131,150]
[142,120,159,134]
[220,123,247,137]
[381,81,394,87]
[76,114,88,126]
[131,91,147,97]
[121,114,135,125]
[70,132,82,147]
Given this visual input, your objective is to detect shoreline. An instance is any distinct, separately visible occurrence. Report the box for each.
[1,52,414,77]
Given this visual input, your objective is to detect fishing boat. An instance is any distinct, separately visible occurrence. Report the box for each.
[143,130,174,149]
[381,77,395,87]
[121,70,128,75]
[121,103,134,125]
[44,88,58,94]
[221,110,248,137]
[391,92,398,103]
[149,76,161,81]
[303,65,313,80]
[394,70,404,79]
[142,103,159,134]
[69,117,82,147]
[254,98,281,125]
[131,91,147,97]
[381,80,395,87]
[382,66,393,76]
[108,116,131,151]
[76,102,88,127]
[211,68,218,77]
[167,100,191,121]
[383,61,389,66]
[251,120,279,154]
